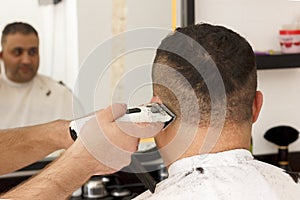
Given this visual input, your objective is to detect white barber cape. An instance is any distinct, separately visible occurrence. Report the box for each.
[134,149,300,200]
[0,72,77,129]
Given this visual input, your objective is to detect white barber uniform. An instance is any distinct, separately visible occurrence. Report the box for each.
[0,72,76,129]
[135,149,300,200]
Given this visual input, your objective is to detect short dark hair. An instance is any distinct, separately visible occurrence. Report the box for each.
[152,23,256,126]
[1,22,38,46]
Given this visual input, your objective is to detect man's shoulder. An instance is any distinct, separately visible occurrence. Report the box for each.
[35,74,71,91]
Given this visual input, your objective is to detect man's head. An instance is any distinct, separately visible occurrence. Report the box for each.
[152,24,262,155]
[0,22,39,83]
[153,23,258,127]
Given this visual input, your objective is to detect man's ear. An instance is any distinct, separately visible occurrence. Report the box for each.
[151,95,162,104]
[252,91,263,123]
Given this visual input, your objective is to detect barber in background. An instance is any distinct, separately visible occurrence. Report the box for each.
[0,22,81,129]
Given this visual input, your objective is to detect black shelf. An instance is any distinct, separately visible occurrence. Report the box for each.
[256,53,300,70]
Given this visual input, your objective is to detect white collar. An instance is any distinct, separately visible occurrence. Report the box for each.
[168,149,253,177]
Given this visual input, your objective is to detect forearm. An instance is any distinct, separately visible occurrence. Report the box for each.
[0,120,72,175]
[0,104,157,199]
[1,139,106,200]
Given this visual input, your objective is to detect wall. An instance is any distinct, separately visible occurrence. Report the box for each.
[196,0,300,51]
[196,0,300,155]
[76,0,174,113]
[0,1,42,34]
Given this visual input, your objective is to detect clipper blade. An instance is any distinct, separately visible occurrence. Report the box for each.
[153,103,176,129]
[118,103,176,129]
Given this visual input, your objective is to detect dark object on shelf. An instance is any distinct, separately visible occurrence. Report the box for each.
[38,0,62,5]
[264,125,299,170]
[82,176,109,199]
[181,0,195,26]
[254,151,300,171]
[256,53,300,70]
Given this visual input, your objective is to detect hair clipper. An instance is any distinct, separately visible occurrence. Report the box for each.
[69,103,175,193]
[116,103,176,128]
[69,103,175,140]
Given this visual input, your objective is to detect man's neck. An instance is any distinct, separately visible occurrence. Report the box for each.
[156,121,252,167]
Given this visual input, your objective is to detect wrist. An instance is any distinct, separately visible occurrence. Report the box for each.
[68,139,114,176]
[68,127,117,175]
[52,120,74,149]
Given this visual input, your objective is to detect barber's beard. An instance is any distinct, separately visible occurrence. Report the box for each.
[15,64,36,82]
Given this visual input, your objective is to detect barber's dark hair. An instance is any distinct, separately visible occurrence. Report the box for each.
[1,22,38,46]
[152,23,256,126]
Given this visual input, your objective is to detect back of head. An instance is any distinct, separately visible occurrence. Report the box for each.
[1,22,38,47]
[152,23,256,127]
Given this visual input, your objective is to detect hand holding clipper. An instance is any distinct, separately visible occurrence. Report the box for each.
[70,103,175,140]
[69,103,175,193]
